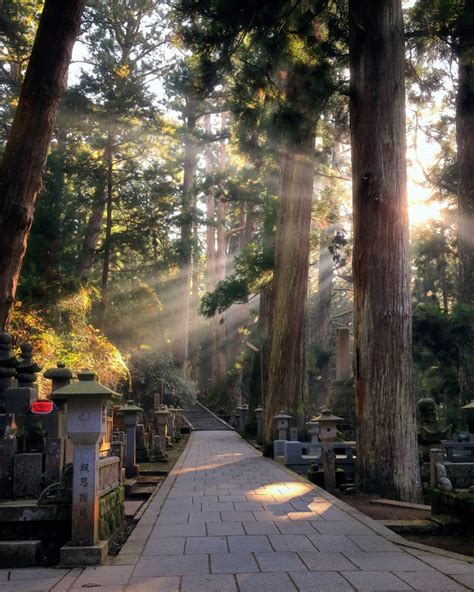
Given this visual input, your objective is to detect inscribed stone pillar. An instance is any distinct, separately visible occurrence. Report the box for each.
[56,371,119,566]
[335,328,351,381]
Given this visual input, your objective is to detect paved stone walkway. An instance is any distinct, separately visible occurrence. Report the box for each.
[1,431,474,591]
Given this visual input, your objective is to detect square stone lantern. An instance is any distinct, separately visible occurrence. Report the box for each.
[306,417,321,454]
[274,411,292,441]
[314,409,343,443]
[118,400,143,478]
[55,370,120,566]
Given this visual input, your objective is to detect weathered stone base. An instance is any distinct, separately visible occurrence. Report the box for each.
[0,540,42,568]
[59,540,108,566]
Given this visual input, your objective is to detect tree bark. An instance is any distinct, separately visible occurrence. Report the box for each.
[349,0,422,501]
[0,0,86,330]
[79,176,107,281]
[456,2,474,405]
[264,137,314,442]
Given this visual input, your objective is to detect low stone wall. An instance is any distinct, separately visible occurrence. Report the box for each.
[99,486,124,541]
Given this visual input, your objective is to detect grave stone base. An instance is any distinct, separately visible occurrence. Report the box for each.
[60,539,108,566]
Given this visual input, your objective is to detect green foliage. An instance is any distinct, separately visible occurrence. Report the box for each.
[413,302,474,426]
[200,241,273,317]
[8,289,129,396]
[129,348,197,415]
[411,218,457,310]
[0,0,44,140]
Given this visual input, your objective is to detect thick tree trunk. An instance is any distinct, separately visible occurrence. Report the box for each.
[349,0,422,501]
[97,135,114,332]
[456,4,474,405]
[264,138,314,442]
[175,99,197,370]
[0,0,86,330]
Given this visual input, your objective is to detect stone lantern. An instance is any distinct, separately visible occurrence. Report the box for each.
[155,405,170,451]
[255,406,264,445]
[237,404,249,434]
[462,400,474,435]
[314,409,343,492]
[274,411,292,441]
[55,370,120,566]
[315,409,343,443]
[306,417,320,454]
[118,400,143,478]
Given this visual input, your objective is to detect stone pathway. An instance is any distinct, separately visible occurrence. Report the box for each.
[1,431,474,591]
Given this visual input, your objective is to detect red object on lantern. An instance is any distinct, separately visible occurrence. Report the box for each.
[31,400,54,415]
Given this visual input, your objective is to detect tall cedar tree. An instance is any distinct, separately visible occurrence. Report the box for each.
[456,0,474,404]
[264,71,316,442]
[349,0,422,501]
[0,0,86,329]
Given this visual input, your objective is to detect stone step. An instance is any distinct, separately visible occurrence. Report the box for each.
[182,403,233,431]
[0,540,43,568]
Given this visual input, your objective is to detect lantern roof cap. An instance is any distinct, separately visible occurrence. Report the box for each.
[53,370,120,400]
[314,408,344,423]
[274,411,292,420]
[44,362,74,380]
[118,399,143,413]
[462,400,474,410]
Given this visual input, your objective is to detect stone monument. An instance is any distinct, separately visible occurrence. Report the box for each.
[56,370,120,566]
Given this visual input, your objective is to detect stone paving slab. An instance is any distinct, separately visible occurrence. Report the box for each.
[1,430,474,591]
